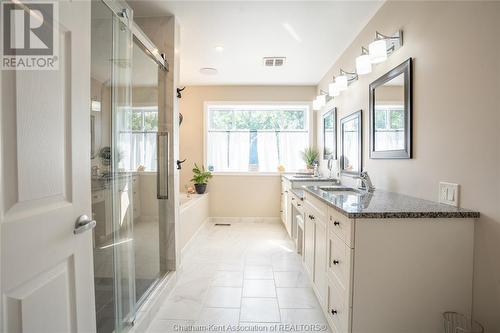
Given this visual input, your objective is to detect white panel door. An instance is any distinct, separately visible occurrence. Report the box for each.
[1,1,94,333]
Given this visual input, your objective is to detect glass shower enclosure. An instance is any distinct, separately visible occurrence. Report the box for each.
[90,1,170,332]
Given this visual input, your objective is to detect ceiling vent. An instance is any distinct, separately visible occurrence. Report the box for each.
[263,57,286,67]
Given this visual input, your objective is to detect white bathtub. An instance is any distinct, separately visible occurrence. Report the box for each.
[179,192,210,253]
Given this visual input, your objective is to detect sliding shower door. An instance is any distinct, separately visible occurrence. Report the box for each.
[91,1,170,332]
[128,37,164,306]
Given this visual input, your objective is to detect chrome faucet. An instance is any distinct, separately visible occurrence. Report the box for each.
[327,156,334,179]
[354,171,375,192]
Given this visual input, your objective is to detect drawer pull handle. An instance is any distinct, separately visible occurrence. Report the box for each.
[333,260,340,265]
[331,309,337,315]
[297,203,301,207]
[308,214,315,220]
[291,197,295,201]
[333,221,340,226]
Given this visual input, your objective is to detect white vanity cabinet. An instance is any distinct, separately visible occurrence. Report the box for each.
[304,192,329,307]
[280,178,292,235]
[302,191,476,333]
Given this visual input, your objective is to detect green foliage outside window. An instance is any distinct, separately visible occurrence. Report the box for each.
[209,109,306,131]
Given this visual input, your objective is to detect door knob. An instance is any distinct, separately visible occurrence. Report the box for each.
[74,215,96,234]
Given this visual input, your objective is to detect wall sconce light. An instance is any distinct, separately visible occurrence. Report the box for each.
[369,30,403,64]
[355,47,372,75]
[336,69,358,91]
[316,94,326,108]
[312,90,331,110]
[328,80,340,97]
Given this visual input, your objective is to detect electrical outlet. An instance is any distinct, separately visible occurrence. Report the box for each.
[439,182,459,207]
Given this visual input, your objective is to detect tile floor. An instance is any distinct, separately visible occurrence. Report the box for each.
[146,220,330,333]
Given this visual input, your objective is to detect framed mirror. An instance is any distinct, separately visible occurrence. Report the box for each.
[369,58,412,159]
[340,110,362,175]
[323,107,336,160]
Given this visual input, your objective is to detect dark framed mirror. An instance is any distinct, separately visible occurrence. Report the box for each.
[323,107,337,160]
[340,110,362,175]
[369,58,412,159]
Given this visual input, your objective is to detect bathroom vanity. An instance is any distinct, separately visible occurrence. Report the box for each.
[281,177,479,333]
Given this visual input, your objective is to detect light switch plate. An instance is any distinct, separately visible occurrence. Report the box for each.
[439,182,459,207]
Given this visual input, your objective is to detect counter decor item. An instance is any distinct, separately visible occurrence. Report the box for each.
[191,163,213,194]
[301,147,319,170]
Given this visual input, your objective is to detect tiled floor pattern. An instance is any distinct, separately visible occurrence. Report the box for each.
[146,220,329,333]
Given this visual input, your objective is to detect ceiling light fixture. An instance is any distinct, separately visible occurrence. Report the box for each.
[214,45,224,52]
[355,47,372,75]
[369,30,403,64]
[199,67,218,75]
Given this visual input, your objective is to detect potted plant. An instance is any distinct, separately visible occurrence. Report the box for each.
[301,147,319,170]
[191,163,213,194]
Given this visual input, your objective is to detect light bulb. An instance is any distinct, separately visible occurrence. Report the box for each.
[335,75,348,91]
[369,39,387,64]
[356,54,372,75]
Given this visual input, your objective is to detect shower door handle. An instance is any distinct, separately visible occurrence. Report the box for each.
[157,131,169,199]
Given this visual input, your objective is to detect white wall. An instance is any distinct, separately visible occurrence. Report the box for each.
[179,85,316,217]
[315,2,500,330]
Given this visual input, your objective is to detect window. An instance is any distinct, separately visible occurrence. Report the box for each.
[205,104,310,173]
[374,105,405,151]
[118,106,158,171]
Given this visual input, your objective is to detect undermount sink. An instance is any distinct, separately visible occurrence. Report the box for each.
[319,186,364,195]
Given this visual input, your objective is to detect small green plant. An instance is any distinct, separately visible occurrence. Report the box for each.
[190,163,213,185]
[301,147,319,168]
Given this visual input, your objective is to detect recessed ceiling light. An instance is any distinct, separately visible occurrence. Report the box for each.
[200,67,218,75]
[214,45,224,52]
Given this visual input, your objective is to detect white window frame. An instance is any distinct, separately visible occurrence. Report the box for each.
[203,101,313,175]
[118,105,158,172]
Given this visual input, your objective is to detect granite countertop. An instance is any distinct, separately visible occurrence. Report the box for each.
[303,186,480,219]
[290,188,305,200]
[282,174,339,183]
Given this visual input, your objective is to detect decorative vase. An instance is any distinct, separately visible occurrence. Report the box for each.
[194,183,207,194]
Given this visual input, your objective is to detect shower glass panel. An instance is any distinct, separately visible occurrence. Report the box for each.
[91,2,118,332]
[111,5,136,331]
[91,1,168,332]
[127,37,162,304]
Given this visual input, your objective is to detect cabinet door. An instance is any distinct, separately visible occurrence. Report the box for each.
[304,211,315,279]
[314,219,328,306]
[285,190,292,235]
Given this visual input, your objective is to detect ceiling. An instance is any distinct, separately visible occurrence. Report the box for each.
[128,1,383,86]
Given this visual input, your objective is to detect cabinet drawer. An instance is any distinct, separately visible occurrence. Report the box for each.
[328,208,354,248]
[304,194,328,222]
[328,231,353,293]
[327,278,351,333]
[291,194,305,214]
